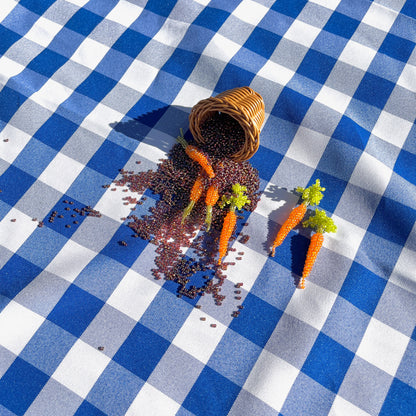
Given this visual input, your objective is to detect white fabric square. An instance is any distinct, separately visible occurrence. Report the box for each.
[172,309,226,364]
[309,0,341,10]
[126,383,180,416]
[65,0,89,6]
[30,79,73,113]
[233,0,269,26]
[284,20,321,48]
[389,247,416,295]
[39,152,84,194]
[327,215,366,260]
[257,60,295,87]
[203,33,241,63]
[107,270,160,321]
[135,129,175,164]
[223,241,268,291]
[71,38,109,70]
[243,349,299,412]
[397,64,416,93]
[372,110,413,148]
[0,56,25,87]
[153,18,190,48]
[80,103,124,138]
[338,40,377,71]
[356,317,409,376]
[119,60,159,93]
[315,85,352,114]
[285,281,337,331]
[329,395,372,416]
[286,126,330,169]
[25,16,62,48]
[0,208,38,253]
[361,3,398,32]
[349,151,392,196]
[0,301,44,355]
[52,339,111,398]
[105,0,144,27]
[0,124,31,164]
[172,81,213,107]
[0,0,17,23]
[45,240,97,283]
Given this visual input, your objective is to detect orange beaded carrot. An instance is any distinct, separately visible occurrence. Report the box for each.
[271,179,325,256]
[299,209,337,289]
[182,173,205,224]
[218,184,250,265]
[205,184,220,231]
[177,129,215,178]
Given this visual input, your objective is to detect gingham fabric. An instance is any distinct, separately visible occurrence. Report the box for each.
[0,0,415,415]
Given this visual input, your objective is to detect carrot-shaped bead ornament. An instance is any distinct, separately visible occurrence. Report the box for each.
[182,173,205,224]
[299,209,337,289]
[177,129,215,178]
[205,184,220,231]
[270,179,325,256]
[217,184,250,265]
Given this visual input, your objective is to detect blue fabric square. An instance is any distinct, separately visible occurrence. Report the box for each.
[145,0,177,17]
[271,87,313,125]
[47,284,104,337]
[380,378,416,416]
[339,262,387,316]
[215,64,256,93]
[297,49,337,85]
[182,366,241,416]
[75,401,107,416]
[379,33,415,63]
[95,49,133,80]
[140,289,193,341]
[354,72,395,109]
[18,0,55,15]
[0,86,26,124]
[113,322,170,381]
[0,357,49,416]
[27,48,67,78]
[336,0,370,20]
[13,138,57,178]
[34,113,79,151]
[368,197,416,246]
[324,11,360,39]
[0,254,42,300]
[332,115,370,150]
[193,6,230,32]
[250,146,283,182]
[208,330,262,386]
[271,0,307,18]
[0,165,36,206]
[57,92,98,126]
[65,7,103,37]
[76,71,117,102]
[0,25,20,55]
[244,27,281,59]
[20,321,76,376]
[87,140,133,179]
[112,29,150,58]
[86,361,144,415]
[395,149,416,186]
[313,30,348,59]
[229,293,283,348]
[302,332,354,393]
[127,95,168,125]
[163,48,203,81]
[17,227,67,270]
[317,139,362,182]
[401,1,416,19]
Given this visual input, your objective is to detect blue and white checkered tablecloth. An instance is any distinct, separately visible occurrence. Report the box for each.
[0,0,415,415]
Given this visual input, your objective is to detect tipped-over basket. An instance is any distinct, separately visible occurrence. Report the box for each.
[189,86,265,162]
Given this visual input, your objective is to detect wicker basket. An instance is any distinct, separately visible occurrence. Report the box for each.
[189,86,265,161]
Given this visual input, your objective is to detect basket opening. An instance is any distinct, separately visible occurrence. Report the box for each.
[199,111,246,159]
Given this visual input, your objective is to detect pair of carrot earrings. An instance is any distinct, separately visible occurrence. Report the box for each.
[270,179,337,289]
